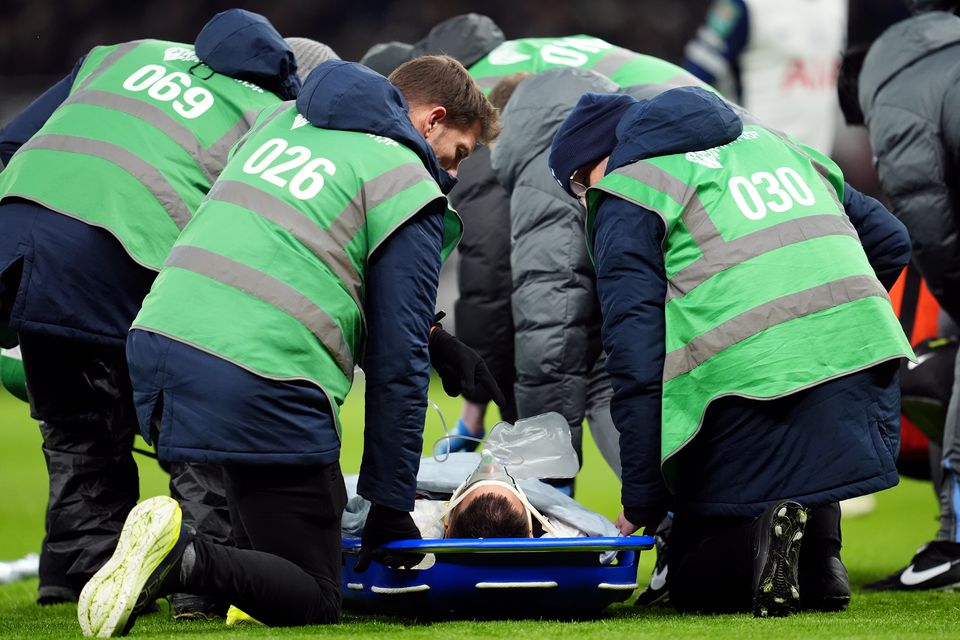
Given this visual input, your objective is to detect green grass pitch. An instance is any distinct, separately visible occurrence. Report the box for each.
[1,378,957,638]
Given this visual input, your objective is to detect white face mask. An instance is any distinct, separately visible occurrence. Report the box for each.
[437,451,561,538]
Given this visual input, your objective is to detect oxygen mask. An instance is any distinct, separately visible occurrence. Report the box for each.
[441,450,560,537]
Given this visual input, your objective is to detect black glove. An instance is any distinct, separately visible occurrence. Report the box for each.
[0,323,18,349]
[428,325,507,408]
[355,504,424,573]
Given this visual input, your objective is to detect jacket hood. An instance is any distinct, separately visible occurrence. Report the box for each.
[491,68,618,192]
[195,9,300,100]
[608,86,742,171]
[860,12,960,113]
[410,13,505,67]
[296,61,456,193]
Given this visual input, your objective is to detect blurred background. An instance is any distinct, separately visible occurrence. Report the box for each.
[0,0,909,128]
[2,0,713,121]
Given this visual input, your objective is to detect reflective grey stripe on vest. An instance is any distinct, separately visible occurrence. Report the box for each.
[207,180,363,309]
[241,102,291,141]
[74,41,142,92]
[606,161,858,302]
[663,274,890,382]
[660,71,707,89]
[66,89,217,183]
[608,160,720,248]
[331,162,434,257]
[165,245,354,378]
[17,133,192,229]
[667,214,861,300]
[205,108,261,170]
[591,48,637,78]
[65,90,261,185]
[207,103,286,174]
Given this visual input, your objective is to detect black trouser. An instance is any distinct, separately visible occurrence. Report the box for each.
[0,205,234,601]
[668,503,842,613]
[180,462,347,627]
[166,461,233,614]
[19,331,141,602]
[167,462,232,548]
[19,331,234,603]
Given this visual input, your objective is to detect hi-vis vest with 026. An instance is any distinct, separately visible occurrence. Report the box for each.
[468,35,707,93]
[0,39,281,270]
[132,103,462,434]
[586,125,913,475]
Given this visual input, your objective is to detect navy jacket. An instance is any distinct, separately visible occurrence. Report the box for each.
[129,61,453,513]
[0,9,299,345]
[591,87,911,520]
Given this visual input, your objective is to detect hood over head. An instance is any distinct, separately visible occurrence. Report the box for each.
[195,8,300,100]
[608,86,742,172]
[296,60,456,193]
[360,41,415,76]
[549,86,741,197]
[547,91,637,197]
[410,13,505,67]
[859,12,960,115]
[622,82,758,125]
[491,68,618,193]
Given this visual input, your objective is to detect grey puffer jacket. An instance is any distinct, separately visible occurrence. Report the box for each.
[449,146,518,419]
[490,68,618,451]
[860,11,960,321]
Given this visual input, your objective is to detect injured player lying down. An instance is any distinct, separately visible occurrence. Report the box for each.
[342,451,618,540]
[227,451,622,627]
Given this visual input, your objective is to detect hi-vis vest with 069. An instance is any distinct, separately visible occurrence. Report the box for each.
[0,40,281,270]
[132,103,461,433]
[586,125,914,471]
[468,35,706,93]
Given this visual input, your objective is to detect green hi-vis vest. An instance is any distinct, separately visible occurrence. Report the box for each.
[0,40,281,270]
[586,125,914,474]
[468,35,707,93]
[132,103,462,433]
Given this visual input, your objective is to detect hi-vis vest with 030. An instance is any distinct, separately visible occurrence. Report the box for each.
[0,40,281,270]
[132,103,462,433]
[586,125,914,473]
[468,35,707,93]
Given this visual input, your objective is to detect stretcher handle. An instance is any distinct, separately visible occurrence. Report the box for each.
[342,535,654,554]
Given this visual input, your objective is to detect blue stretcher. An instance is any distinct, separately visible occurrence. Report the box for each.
[341,535,655,618]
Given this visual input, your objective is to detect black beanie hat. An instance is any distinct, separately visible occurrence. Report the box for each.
[549,92,637,197]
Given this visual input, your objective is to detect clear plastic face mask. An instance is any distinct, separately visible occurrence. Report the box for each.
[435,450,561,538]
[457,449,515,488]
